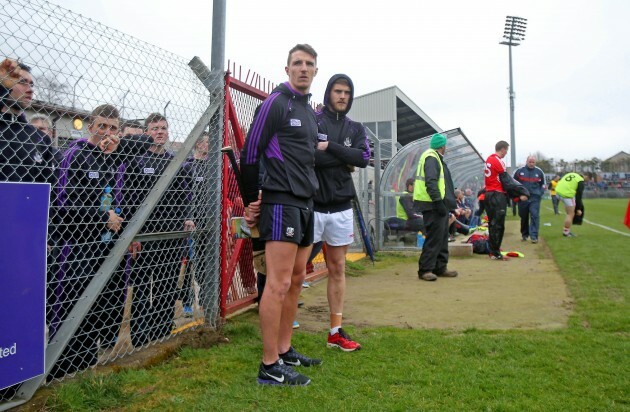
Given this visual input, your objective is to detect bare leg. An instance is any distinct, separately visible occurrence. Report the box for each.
[259,241,297,365]
[277,245,312,354]
[564,205,575,231]
[326,244,349,328]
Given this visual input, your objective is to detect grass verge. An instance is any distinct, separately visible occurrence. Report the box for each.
[44,199,630,411]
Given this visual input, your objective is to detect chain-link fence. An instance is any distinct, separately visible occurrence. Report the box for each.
[1,0,224,406]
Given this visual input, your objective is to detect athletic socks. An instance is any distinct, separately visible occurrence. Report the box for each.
[330,326,340,335]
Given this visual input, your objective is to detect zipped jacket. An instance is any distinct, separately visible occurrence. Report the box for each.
[241,82,318,208]
[313,74,370,212]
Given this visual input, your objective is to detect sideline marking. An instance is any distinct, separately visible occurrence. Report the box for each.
[544,206,630,237]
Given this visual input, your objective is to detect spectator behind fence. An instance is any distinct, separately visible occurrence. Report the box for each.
[121,120,144,137]
[413,133,459,281]
[0,57,59,401]
[314,73,370,352]
[513,156,545,243]
[240,44,321,386]
[30,113,51,137]
[49,104,153,379]
[180,132,209,316]
[1,58,58,183]
[127,112,195,347]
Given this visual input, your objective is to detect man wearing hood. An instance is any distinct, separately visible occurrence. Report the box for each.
[314,74,370,351]
[241,44,321,386]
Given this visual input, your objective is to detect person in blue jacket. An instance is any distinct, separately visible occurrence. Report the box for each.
[513,156,545,243]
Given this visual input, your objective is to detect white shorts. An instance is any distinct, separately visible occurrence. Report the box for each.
[557,195,576,207]
[313,209,355,246]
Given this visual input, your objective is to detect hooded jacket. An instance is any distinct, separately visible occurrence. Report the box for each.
[313,74,370,212]
[241,82,319,208]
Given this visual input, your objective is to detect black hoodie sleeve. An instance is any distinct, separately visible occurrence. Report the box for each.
[322,123,370,168]
[240,97,284,204]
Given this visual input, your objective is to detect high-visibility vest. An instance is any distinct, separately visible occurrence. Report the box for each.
[413,149,445,202]
[396,194,409,220]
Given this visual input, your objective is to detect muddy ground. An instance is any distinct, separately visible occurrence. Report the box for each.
[296,221,573,332]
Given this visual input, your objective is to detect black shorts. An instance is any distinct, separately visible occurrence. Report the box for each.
[259,203,314,246]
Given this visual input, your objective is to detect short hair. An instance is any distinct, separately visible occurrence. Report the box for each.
[90,104,119,124]
[495,140,509,151]
[287,44,317,66]
[29,114,50,127]
[196,132,209,146]
[17,62,31,73]
[144,112,168,127]
[122,120,143,131]
[454,189,462,197]
[406,178,415,188]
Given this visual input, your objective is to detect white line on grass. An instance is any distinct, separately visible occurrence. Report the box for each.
[544,206,630,237]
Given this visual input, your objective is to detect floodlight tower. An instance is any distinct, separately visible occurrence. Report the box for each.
[500,15,527,169]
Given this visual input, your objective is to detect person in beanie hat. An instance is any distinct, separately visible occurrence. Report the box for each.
[412,133,458,281]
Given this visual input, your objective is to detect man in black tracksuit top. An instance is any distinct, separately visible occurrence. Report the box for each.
[240,44,321,386]
[50,104,152,379]
[313,74,370,352]
[127,113,194,347]
[1,59,58,184]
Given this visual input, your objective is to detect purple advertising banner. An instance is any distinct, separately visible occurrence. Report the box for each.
[0,182,49,390]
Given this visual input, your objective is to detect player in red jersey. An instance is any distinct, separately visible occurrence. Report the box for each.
[484,141,511,260]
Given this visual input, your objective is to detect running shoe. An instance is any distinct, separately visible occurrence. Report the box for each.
[257,359,310,386]
[531,239,538,244]
[490,254,510,261]
[292,320,300,329]
[327,328,361,352]
[279,346,322,367]
[563,232,577,237]
[302,281,311,288]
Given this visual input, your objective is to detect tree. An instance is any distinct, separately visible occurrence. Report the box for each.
[34,74,71,106]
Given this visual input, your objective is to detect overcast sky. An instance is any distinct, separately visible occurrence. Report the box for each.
[55,0,629,166]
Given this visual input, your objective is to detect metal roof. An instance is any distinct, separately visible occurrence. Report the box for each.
[380,127,485,196]
[348,85,442,147]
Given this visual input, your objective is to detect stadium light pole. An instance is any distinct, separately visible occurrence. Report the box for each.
[500,15,527,169]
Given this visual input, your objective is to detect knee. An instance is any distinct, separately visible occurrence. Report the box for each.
[266,278,292,297]
[291,270,306,287]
